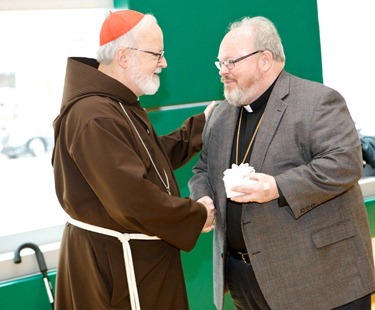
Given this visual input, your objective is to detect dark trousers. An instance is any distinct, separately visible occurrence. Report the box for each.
[333,294,371,310]
[225,253,372,310]
[225,254,271,310]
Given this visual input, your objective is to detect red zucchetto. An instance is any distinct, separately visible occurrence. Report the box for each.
[100,10,145,46]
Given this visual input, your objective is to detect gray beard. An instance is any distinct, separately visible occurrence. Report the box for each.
[224,87,251,107]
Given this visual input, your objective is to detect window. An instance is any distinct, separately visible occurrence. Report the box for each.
[0,8,110,280]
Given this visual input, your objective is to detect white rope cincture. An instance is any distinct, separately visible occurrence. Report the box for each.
[67,218,160,310]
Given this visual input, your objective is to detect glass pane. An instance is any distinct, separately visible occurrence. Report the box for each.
[0,9,108,238]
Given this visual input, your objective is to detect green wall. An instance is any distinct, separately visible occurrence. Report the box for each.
[0,273,56,309]
[114,0,323,108]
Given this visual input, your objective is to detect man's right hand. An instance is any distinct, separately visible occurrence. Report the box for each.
[198,196,216,233]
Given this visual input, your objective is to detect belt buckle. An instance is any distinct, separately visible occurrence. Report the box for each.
[239,252,250,264]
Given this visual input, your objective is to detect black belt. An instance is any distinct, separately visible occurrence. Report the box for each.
[228,249,251,264]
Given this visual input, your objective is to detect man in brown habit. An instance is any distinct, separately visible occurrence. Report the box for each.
[52,9,215,310]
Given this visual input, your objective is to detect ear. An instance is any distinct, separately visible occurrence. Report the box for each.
[260,50,273,72]
[116,47,128,69]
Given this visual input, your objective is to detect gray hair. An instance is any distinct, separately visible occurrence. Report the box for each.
[229,16,285,62]
[97,14,157,64]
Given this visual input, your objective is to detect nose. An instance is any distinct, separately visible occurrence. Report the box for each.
[159,56,167,68]
[219,65,229,76]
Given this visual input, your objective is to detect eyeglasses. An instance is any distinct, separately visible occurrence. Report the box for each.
[126,47,165,61]
[215,50,263,70]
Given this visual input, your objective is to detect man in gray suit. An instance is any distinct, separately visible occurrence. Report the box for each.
[189,16,375,310]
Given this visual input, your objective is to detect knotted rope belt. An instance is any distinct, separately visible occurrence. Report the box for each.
[68,218,160,310]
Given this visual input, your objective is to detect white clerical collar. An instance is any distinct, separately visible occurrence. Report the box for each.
[243,105,253,113]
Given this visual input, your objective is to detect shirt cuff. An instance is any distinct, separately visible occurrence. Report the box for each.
[277,183,288,207]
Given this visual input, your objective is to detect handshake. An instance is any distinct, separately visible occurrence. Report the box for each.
[197,196,216,233]
[195,164,279,232]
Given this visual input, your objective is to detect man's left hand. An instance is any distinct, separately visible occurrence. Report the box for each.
[230,173,279,204]
[204,101,217,121]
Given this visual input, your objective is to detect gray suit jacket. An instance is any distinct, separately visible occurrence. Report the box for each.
[189,71,375,309]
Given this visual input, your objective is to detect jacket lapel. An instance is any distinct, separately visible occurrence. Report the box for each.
[216,103,240,222]
[250,71,290,171]
[220,103,240,170]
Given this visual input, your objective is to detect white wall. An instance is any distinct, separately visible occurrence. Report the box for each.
[317,0,375,135]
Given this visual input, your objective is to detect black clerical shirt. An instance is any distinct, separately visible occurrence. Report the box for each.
[226,83,275,251]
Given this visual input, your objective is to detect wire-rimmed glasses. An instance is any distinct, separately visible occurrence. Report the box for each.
[126,47,165,61]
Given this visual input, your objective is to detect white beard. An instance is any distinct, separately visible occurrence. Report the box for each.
[135,72,160,95]
[128,59,160,95]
